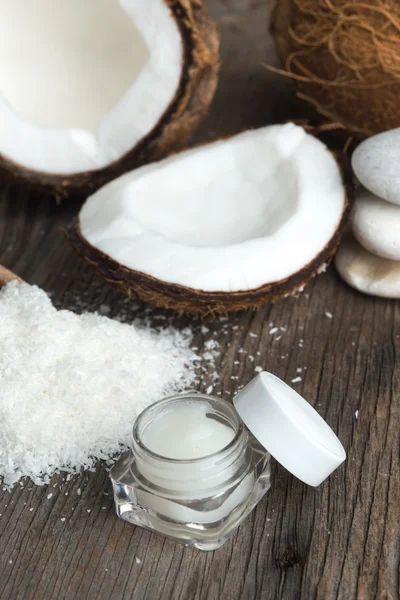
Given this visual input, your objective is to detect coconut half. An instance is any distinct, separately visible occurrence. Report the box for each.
[0,0,218,194]
[69,123,352,316]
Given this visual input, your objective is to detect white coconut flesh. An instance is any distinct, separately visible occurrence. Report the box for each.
[0,0,182,174]
[79,124,347,293]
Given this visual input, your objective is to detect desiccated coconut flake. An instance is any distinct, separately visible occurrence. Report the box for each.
[325,312,333,319]
[0,282,198,488]
[291,377,302,383]
[204,339,216,350]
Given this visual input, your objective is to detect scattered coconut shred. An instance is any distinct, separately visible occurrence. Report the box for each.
[0,282,199,488]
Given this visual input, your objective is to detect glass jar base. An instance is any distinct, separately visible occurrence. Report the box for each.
[192,540,226,551]
[112,456,271,551]
[115,501,244,551]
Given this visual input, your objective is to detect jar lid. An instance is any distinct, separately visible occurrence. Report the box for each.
[233,372,346,486]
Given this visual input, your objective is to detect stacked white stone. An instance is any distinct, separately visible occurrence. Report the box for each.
[335,128,400,298]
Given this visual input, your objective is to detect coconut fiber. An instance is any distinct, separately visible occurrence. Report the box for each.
[270,0,400,136]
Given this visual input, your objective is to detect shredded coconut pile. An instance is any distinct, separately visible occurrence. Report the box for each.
[0,282,198,488]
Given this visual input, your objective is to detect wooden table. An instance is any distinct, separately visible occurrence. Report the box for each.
[0,2,398,598]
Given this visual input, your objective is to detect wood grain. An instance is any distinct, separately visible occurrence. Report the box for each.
[0,1,398,599]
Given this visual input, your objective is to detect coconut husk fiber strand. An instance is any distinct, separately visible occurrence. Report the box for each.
[270,0,400,136]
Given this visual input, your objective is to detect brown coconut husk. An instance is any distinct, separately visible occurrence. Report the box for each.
[0,0,219,198]
[65,150,353,318]
[270,0,400,137]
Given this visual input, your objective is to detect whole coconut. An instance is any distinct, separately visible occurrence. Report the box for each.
[270,0,400,137]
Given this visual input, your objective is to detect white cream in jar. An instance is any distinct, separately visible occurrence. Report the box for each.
[141,401,235,459]
[111,372,346,551]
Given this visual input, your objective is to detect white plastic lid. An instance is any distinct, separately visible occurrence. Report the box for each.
[233,372,346,486]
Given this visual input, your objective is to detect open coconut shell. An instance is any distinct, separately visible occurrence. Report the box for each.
[0,0,219,197]
[67,207,351,317]
[67,124,353,317]
[270,0,400,137]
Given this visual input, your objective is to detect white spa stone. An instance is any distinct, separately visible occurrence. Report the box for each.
[352,128,400,206]
[335,237,400,299]
[352,189,400,260]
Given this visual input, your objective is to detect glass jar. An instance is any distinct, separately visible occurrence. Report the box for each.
[110,372,346,551]
[110,393,271,551]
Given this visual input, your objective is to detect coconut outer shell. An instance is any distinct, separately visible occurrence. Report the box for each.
[0,0,219,198]
[66,151,353,318]
[270,0,400,137]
